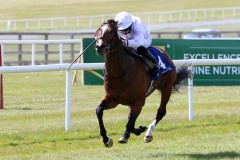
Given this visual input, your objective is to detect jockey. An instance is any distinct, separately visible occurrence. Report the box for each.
[115,11,160,75]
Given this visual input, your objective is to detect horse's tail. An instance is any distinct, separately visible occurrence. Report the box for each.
[172,65,192,92]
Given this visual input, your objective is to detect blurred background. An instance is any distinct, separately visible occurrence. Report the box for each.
[1,0,240,65]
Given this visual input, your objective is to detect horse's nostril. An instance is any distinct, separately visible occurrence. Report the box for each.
[96,45,103,48]
[96,45,105,55]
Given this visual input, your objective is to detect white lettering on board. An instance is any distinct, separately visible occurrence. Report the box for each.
[183,53,240,76]
[193,66,210,75]
[213,66,240,75]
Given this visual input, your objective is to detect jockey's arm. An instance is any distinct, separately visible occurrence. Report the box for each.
[128,33,151,50]
[127,21,152,50]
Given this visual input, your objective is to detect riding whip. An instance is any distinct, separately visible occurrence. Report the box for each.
[68,39,96,70]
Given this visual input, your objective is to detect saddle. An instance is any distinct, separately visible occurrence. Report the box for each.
[122,45,155,70]
[123,45,176,78]
[123,45,175,94]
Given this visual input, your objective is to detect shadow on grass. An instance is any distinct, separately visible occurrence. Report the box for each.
[177,151,240,159]
[4,107,44,110]
[158,120,235,133]
[4,107,33,111]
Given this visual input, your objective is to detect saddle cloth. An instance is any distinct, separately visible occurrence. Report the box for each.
[147,46,175,80]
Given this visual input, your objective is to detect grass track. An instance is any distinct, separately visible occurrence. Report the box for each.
[0,72,239,159]
[0,0,240,159]
[1,0,240,20]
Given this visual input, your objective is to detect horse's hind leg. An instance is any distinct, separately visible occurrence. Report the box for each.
[118,103,147,143]
[144,73,176,143]
[144,88,171,143]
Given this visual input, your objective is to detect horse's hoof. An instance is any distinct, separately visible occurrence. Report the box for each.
[104,137,113,148]
[139,126,148,132]
[144,136,153,143]
[118,136,128,144]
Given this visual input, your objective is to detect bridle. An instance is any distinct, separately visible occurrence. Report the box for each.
[96,21,130,79]
[95,21,122,54]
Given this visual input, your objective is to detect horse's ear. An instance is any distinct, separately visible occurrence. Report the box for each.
[107,19,117,26]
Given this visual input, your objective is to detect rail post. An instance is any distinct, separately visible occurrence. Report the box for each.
[188,65,193,120]
[0,45,3,109]
[65,70,71,131]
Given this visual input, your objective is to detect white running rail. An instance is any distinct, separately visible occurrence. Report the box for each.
[0,39,81,66]
[0,59,240,131]
[1,7,240,31]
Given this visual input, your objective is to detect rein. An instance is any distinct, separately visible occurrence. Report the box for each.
[68,39,96,70]
[108,43,123,52]
[100,21,130,79]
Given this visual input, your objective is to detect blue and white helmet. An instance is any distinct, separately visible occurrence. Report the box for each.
[115,12,132,30]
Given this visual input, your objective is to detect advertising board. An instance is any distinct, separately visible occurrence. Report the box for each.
[83,38,240,85]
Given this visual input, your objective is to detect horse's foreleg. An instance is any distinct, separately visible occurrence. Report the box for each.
[96,105,112,147]
[118,105,147,143]
[96,98,117,148]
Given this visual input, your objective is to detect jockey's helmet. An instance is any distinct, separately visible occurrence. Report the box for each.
[115,12,132,30]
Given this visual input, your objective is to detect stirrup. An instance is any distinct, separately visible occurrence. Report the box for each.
[146,80,154,95]
[151,65,160,76]
[153,64,160,73]
[153,64,160,70]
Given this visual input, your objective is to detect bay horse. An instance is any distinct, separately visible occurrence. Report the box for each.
[95,19,191,147]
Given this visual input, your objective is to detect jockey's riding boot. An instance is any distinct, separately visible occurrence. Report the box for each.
[137,46,160,75]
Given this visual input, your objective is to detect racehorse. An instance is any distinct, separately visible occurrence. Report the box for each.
[95,19,191,147]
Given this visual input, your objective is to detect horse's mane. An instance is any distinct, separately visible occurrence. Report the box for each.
[106,19,116,24]
[98,19,118,33]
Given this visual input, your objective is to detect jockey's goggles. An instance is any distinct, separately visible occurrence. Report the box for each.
[119,24,132,32]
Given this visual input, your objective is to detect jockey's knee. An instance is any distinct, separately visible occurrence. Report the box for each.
[137,46,147,55]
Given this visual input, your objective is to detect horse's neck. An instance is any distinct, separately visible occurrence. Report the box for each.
[104,48,129,77]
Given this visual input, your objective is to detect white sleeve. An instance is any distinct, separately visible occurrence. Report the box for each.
[127,20,152,49]
[127,33,151,49]
[117,31,127,40]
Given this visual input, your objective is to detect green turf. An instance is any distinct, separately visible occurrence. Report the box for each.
[1,0,240,31]
[0,1,240,159]
[1,0,240,20]
[0,72,239,159]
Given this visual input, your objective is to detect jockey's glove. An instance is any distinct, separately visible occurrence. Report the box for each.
[121,40,128,45]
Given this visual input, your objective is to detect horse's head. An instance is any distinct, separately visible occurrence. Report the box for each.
[95,19,120,55]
